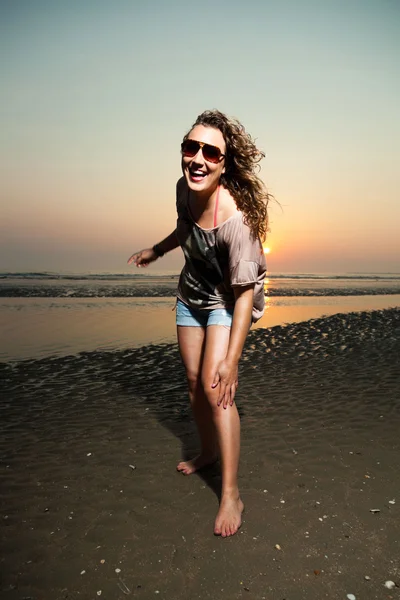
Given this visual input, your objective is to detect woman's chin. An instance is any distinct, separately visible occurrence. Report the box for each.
[185,173,216,194]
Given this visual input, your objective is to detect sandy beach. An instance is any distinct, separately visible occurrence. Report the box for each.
[1,308,399,599]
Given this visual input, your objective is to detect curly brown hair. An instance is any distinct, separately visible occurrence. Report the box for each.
[184,109,272,242]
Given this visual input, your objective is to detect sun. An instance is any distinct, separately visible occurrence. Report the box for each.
[263,246,271,255]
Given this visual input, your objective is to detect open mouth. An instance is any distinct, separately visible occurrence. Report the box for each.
[188,167,207,182]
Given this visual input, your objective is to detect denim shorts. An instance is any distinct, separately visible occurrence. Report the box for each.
[176,298,233,328]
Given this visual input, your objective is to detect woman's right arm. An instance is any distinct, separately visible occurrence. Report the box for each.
[127,229,179,268]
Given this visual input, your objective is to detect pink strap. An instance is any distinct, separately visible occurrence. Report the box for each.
[213,185,220,228]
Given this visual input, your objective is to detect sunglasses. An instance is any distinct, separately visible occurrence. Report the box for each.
[181,139,225,164]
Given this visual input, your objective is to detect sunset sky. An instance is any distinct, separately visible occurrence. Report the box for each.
[1,0,399,274]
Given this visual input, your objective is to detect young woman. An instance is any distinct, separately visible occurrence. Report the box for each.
[128,110,271,537]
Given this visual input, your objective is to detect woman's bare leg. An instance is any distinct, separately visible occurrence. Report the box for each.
[176,326,218,475]
[201,325,244,538]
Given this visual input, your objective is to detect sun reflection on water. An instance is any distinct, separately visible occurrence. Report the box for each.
[264,278,270,297]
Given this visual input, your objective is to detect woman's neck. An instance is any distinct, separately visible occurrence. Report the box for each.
[189,183,220,209]
[187,184,221,228]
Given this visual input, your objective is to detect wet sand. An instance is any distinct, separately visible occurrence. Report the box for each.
[1,308,399,599]
[2,294,400,362]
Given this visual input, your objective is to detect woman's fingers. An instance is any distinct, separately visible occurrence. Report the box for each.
[127,251,150,267]
[224,379,239,408]
[128,248,156,266]
[212,362,239,408]
[230,383,236,406]
[127,253,138,265]
[217,381,225,406]
[128,252,144,265]
[211,372,220,389]
[219,381,236,409]
[223,389,230,409]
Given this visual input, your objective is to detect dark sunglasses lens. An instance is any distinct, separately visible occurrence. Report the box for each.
[181,140,200,157]
[202,144,220,163]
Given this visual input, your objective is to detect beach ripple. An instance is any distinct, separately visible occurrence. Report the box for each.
[1,308,399,599]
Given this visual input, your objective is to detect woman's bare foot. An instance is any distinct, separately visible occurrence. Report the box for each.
[214,493,244,537]
[176,453,217,475]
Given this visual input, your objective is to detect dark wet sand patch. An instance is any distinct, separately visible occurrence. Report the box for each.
[1,308,399,599]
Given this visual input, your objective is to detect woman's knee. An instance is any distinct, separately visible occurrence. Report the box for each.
[201,372,218,405]
[185,369,201,395]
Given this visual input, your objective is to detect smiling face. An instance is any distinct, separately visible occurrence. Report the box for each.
[181,125,226,196]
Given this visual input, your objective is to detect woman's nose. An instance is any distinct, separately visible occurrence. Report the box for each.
[191,149,205,164]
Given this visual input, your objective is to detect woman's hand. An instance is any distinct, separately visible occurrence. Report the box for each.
[127,248,158,268]
[211,358,239,409]
[210,285,254,409]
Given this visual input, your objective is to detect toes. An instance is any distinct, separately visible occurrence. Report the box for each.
[218,520,239,537]
[214,521,222,536]
[177,462,193,475]
[214,519,237,537]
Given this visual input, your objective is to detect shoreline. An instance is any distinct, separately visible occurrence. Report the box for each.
[1,295,400,363]
[1,305,399,366]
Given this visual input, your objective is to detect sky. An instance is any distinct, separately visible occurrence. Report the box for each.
[1,0,399,274]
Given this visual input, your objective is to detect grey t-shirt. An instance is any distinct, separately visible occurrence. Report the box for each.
[176,182,267,323]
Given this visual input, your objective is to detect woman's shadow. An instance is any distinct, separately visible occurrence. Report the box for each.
[117,341,246,500]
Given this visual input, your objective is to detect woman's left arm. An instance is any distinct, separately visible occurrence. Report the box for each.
[212,284,255,409]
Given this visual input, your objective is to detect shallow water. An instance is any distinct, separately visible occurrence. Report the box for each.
[1,294,400,361]
[2,271,400,361]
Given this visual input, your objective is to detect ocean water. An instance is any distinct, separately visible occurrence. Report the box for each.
[1,272,400,362]
[2,271,400,297]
